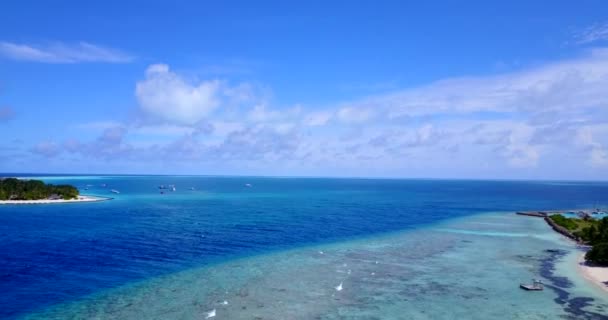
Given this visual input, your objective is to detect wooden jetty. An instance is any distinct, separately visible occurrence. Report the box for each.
[516,211,547,217]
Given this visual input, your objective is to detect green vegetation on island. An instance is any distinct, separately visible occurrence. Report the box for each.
[0,178,79,200]
[549,214,608,266]
[548,214,579,231]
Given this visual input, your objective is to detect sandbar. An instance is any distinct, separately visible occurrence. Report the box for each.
[0,195,111,205]
[578,252,608,293]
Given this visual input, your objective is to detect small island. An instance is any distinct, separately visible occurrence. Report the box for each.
[517,210,608,293]
[548,213,608,293]
[0,178,108,204]
[519,210,608,294]
[548,214,608,266]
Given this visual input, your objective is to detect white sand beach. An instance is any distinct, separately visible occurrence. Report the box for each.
[0,195,110,205]
[578,253,608,293]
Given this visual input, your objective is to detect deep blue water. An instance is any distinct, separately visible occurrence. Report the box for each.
[1,176,607,319]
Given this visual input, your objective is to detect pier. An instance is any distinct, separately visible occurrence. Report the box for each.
[516,210,585,244]
[520,279,544,291]
[516,211,547,218]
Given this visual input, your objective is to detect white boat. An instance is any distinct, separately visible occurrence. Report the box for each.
[111,189,120,194]
[520,279,543,291]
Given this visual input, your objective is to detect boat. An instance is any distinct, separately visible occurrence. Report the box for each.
[245,183,252,187]
[111,189,120,194]
[520,279,543,291]
[159,184,175,191]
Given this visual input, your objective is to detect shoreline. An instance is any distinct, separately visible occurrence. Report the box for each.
[516,211,608,294]
[577,252,608,294]
[0,195,111,205]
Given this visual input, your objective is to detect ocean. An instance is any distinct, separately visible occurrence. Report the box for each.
[1,176,607,319]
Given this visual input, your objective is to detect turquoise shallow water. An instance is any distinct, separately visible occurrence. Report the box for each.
[1,176,608,319]
[22,212,608,319]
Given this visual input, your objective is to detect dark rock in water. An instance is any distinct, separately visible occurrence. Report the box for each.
[540,249,573,289]
[563,297,608,319]
[540,249,608,319]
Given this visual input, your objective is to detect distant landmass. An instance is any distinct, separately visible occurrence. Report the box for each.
[0,177,79,200]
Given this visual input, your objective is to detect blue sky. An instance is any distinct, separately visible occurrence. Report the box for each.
[1,1,608,179]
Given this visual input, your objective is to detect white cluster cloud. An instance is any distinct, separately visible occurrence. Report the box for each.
[0,41,133,63]
[303,111,332,126]
[352,48,608,121]
[27,47,608,178]
[577,127,608,167]
[135,64,222,125]
[337,106,374,123]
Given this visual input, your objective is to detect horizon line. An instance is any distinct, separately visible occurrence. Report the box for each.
[2,172,607,183]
